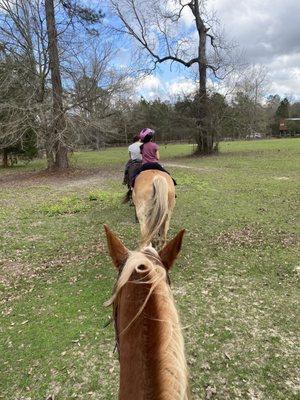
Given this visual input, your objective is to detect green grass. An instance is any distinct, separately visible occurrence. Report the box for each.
[0,143,193,174]
[0,139,299,399]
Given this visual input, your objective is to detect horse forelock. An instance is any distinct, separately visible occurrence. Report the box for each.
[104,249,167,308]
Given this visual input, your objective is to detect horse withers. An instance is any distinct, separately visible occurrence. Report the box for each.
[104,225,190,400]
[133,169,176,250]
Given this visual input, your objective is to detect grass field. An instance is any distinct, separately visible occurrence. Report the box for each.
[0,139,299,399]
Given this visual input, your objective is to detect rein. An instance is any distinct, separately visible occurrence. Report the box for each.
[109,258,127,356]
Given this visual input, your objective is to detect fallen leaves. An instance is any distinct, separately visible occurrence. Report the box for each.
[201,362,211,371]
[215,226,265,247]
[205,385,217,399]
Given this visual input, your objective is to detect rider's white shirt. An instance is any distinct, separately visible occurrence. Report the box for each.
[128,142,142,160]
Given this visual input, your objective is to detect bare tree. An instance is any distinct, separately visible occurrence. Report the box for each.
[66,46,135,149]
[230,65,270,138]
[235,65,269,104]
[45,0,68,169]
[0,0,54,166]
[0,3,47,167]
[0,0,106,169]
[109,0,237,154]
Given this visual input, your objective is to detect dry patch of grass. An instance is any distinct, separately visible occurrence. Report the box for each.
[215,225,299,250]
[215,226,265,247]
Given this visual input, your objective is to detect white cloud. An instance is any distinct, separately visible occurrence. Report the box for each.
[207,0,300,98]
[139,75,161,91]
[110,0,300,100]
[181,5,195,27]
[135,74,196,100]
[166,78,196,97]
[268,54,300,98]
[156,0,300,99]
[165,0,195,27]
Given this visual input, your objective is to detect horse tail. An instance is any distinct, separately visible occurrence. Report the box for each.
[141,175,169,246]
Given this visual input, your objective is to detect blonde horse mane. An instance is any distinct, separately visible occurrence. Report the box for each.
[140,174,169,247]
[105,249,190,399]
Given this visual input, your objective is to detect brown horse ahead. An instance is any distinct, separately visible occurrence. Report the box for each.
[133,170,176,249]
[104,225,190,400]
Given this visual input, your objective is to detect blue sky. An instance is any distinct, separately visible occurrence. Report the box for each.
[86,0,300,101]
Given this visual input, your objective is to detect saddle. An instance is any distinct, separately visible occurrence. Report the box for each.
[131,162,177,187]
[128,161,142,187]
[123,160,142,187]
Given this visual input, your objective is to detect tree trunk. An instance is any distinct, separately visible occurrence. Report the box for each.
[193,0,215,155]
[2,149,8,168]
[46,147,55,169]
[45,0,69,170]
[124,122,128,145]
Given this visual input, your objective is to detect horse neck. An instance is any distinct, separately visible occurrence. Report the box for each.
[117,273,189,400]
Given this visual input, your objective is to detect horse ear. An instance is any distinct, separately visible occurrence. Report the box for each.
[159,229,186,270]
[104,225,129,269]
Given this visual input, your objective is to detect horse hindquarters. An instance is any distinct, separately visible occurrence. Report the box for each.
[134,172,175,249]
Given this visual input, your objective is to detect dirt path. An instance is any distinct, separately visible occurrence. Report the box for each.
[0,166,123,189]
[165,162,216,172]
[0,161,215,189]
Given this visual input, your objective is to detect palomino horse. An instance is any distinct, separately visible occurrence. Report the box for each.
[104,225,190,400]
[133,170,176,249]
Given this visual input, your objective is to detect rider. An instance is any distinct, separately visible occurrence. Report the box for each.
[136,128,176,185]
[129,134,142,161]
[123,135,142,186]
[123,128,176,203]
[139,128,159,164]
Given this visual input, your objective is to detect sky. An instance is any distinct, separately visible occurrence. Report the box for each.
[87,0,300,102]
[129,0,300,101]
[1,0,299,101]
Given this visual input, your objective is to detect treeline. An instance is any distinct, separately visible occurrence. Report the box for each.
[1,53,300,167]
[77,93,300,148]
[0,1,299,168]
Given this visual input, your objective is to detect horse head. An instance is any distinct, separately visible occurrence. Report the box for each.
[104,225,190,400]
